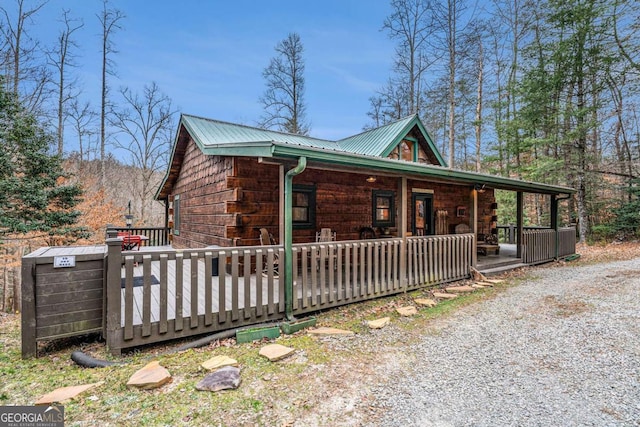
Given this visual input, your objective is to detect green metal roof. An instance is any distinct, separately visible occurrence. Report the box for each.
[156,113,575,199]
[182,114,338,150]
[338,115,446,165]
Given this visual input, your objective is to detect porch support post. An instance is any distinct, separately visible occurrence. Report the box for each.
[398,177,407,289]
[106,237,123,355]
[470,188,478,267]
[516,191,524,258]
[278,165,285,243]
[284,157,307,320]
[551,194,559,259]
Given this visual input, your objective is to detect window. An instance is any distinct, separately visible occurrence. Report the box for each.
[400,140,415,161]
[388,139,417,162]
[173,194,180,236]
[292,184,316,229]
[372,190,395,227]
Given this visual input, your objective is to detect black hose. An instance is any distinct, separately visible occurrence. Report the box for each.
[70,351,121,368]
[70,322,282,365]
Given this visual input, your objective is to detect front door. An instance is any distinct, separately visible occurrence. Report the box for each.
[412,193,433,236]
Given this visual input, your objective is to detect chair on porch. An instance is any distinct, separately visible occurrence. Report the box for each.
[315,228,337,269]
[259,228,279,276]
[454,223,471,234]
[315,228,336,242]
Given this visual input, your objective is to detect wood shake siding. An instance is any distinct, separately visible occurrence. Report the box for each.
[171,137,235,248]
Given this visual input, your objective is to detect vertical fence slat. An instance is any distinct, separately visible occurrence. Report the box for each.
[217,252,226,323]
[190,253,199,328]
[301,247,309,308]
[123,257,134,340]
[142,255,152,337]
[203,252,212,325]
[231,250,239,321]
[243,250,252,319]
[175,253,184,330]
[336,245,343,301]
[278,247,285,312]
[159,254,168,334]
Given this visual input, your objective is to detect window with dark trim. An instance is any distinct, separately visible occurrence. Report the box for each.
[372,190,395,227]
[173,194,180,236]
[292,184,316,229]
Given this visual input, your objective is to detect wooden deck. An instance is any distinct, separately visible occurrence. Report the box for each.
[121,259,282,327]
[22,229,578,357]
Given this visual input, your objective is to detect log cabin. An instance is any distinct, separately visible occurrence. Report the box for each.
[156,113,573,253]
[20,113,578,357]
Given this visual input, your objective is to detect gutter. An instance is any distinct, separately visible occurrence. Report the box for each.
[283,157,307,320]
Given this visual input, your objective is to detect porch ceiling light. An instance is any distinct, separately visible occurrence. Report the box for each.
[474,183,486,193]
[366,176,377,183]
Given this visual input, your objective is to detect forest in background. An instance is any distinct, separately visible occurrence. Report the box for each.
[2,0,640,310]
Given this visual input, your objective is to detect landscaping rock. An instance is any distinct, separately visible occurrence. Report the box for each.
[445,285,476,293]
[126,361,171,390]
[259,344,295,362]
[201,355,239,371]
[433,292,458,300]
[475,281,494,287]
[396,306,418,316]
[196,366,241,392]
[414,298,438,307]
[35,381,104,405]
[367,317,391,329]
[308,327,354,336]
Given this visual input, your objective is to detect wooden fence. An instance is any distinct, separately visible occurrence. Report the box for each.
[105,234,475,354]
[558,227,577,258]
[522,227,576,264]
[22,228,578,357]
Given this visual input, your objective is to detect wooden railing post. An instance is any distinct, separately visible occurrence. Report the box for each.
[105,237,123,355]
[20,255,37,358]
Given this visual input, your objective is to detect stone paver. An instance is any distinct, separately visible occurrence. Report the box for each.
[414,298,438,307]
[308,327,354,336]
[126,361,171,390]
[259,344,295,362]
[433,292,458,300]
[396,306,418,316]
[201,355,238,371]
[35,381,104,405]
[367,317,391,329]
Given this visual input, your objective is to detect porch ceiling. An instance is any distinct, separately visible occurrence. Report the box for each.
[268,143,575,196]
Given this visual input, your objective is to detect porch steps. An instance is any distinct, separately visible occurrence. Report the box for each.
[479,262,528,276]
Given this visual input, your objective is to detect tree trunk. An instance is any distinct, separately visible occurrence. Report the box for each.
[475,40,483,173]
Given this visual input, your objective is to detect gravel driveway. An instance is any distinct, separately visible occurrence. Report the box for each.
[359,259,640,427]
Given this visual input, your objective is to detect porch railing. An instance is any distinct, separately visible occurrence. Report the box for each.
[522,227,576,264]
[106,226,170,246]
[557,227,577,258]
[105,233,475,354]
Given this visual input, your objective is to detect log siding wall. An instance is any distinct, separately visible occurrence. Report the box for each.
[170,148,497,248]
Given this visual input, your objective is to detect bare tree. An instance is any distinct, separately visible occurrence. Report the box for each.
[0,0,50,114]
[259,32,310,135]
[46,9,83,156]
[97,0,124,188]
[109,82,175,223]
[68,99,98,168]
[383,0,434,115]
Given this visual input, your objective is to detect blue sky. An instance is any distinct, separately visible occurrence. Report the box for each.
[31,0,396,146]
